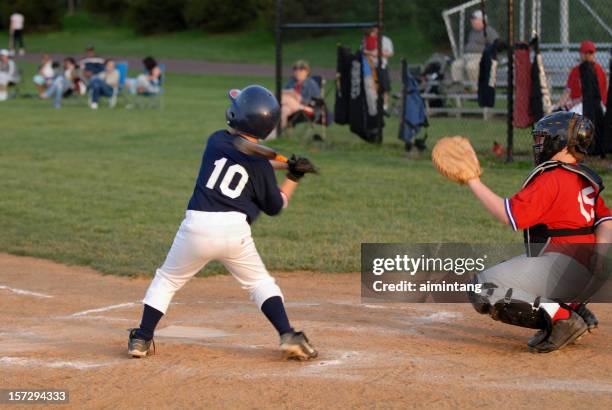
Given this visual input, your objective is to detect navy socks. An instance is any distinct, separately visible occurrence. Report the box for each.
[135,299,292,340]
[261,296,293,336]
[136,304,164,341]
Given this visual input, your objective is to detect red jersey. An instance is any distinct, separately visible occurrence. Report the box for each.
[506,167,612,243]
[364,34,377,52]
[566,62,608,105]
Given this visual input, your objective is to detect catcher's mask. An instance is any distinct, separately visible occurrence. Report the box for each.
[532,112,594,165]
[226,85,280,140]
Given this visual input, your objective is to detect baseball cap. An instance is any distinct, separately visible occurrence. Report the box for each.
[0,49,9,57]
[580,40,596,54]
[471,10,485,20]
[292,60,310,71]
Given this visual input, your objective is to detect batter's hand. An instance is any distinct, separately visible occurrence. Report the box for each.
[287,155,318,181]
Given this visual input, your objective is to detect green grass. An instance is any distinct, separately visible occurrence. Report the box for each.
[2,67,609,276]
[0,24,434,68]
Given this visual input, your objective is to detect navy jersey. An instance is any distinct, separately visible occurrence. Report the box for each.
[187,130,283,223]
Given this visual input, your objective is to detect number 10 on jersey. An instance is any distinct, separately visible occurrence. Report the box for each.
[206,157,249,199]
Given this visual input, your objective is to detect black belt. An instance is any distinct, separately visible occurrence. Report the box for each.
[545,226,594,237]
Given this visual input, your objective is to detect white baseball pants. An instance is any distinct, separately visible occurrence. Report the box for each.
[143,210,283,314]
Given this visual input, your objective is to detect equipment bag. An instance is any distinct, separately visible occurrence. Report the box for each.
[398,58,428,144]
[513,42,533,128]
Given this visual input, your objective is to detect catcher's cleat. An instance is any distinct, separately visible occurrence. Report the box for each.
[574,304,598,331]
[279,331,318,361]
[128,328,155,358]
[527,329,548,348]
[529,311,588,353]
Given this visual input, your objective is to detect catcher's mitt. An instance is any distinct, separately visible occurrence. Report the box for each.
[431,136,482,184]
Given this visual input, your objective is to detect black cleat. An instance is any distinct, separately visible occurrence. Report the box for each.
[529,311,588,353]
[574,304,598,331]
[128,328,155,358]
[280,331,318,361]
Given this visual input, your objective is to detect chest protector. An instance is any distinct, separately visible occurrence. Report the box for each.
[522,160,604,256]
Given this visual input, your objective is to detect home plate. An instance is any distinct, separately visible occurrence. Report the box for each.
[155,326,231,339]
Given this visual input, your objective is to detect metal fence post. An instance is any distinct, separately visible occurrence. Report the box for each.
[275,0,283,137]
[506,0,514,162]
[376,0,384,144]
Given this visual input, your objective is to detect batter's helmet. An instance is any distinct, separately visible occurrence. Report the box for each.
[532,112,594,165]
[226,85,280,139]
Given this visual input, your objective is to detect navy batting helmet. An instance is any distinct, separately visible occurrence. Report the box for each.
[532,112,594,165]
[226,85,280,139]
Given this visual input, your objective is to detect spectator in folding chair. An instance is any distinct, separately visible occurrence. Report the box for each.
[0,49,20,101]
[79,45,105,82]
[127,56,162,96]
[40,57,79,108]
[88,59,119,110]
[281,60,321,130]
[33,54,55,95]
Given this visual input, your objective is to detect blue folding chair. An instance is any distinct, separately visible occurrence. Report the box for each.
[110,61,128,108]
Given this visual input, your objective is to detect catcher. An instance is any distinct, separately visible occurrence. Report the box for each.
[432,112,612,353]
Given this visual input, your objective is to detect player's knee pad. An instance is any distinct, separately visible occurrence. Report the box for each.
[489,293,548,330]
[468,281,496,315]
[468,292,491,314]
[249,277,283,309]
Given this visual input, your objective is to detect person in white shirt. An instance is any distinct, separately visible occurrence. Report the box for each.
[0,49,20,101]
[9,12,25,56]
[362,27,394,113]
[33,54,55,94]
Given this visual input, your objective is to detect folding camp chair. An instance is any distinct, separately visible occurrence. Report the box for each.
[109,61,128,108]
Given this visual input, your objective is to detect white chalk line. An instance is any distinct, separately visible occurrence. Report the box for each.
[417,311,464,322]
[247,350,374,381]
[476,379,612,394]
[59,315,133,323]
[68,302,138,317]
[0,356,118,370]
[0,284,53,298]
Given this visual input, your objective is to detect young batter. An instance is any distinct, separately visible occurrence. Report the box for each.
[128,85,318,360]
[467,112,612,352]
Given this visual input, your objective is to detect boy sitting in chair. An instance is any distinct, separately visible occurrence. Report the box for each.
[281,60,321,130]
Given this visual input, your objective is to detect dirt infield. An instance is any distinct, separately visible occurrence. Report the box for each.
[1,253,612,409]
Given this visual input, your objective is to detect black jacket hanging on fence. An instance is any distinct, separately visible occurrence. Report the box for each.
[334,46,352,125]
[334,47,381,143]
[581,61,606,156]
[605,51,612,153]
[478,40,498,108]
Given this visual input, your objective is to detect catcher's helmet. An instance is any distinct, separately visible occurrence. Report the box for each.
[226,85,280,139]
[532,112,594,165]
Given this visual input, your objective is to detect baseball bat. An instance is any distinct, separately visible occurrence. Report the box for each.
[233,137,289,163]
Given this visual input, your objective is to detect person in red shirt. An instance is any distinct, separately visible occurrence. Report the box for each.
[557,40,608,111]
[466,111,612,353]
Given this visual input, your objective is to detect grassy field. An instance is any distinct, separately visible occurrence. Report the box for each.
[0,23,434,68]
[2,65,609,276]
